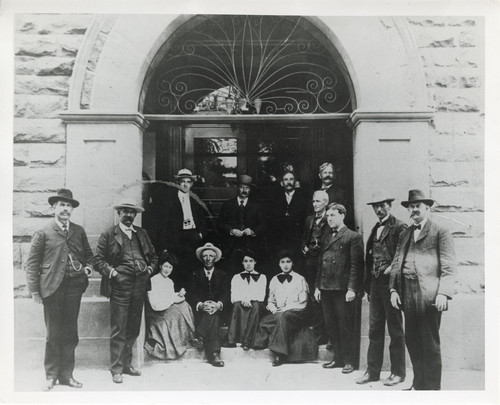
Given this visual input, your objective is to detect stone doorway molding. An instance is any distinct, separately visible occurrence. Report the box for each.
[60,14,433,238]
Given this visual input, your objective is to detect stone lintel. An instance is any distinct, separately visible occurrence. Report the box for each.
[348,110,434,128]
[60,111,149,131]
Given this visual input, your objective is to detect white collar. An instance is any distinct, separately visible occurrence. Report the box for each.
[241,270,259,274]
[119,222,135,233]
[55,218,69,231]
[413,217,428,229]
[237,197,248,206]
[379,214,390,224]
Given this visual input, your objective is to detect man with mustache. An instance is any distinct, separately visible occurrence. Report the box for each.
[389,190,456,390]
[217,175,266,276]
[94,199,158,384]
[26,189,93,391]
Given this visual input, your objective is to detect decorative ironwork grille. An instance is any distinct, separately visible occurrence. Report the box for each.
[143,15,353,115]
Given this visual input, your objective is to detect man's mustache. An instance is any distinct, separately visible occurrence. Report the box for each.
[410,211,420,217]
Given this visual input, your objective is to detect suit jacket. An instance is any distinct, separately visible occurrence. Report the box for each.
[188,266,230,315]
[94,224,158,297]
[389,219,456,305]
[364,214,408,293]
[316,226,364,292]
[26,220,93,299]
[217,197,266,256]
[301,213,328,254]
[153,186,207,251]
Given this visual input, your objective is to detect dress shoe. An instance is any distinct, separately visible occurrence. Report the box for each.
[383,374,405,386]
[191,338,204,349]
[58,377,83,388]
[252,345,266,350]
[221,342,236,348]
[45,378,56,391]
[355,372,379,384]
[326,343,333,351]
[241,344,250,350]
[342,364,355,374]
[112,374,123,384]
[211,353,224,367]
[123,366,141,376]
[322,360,343,369]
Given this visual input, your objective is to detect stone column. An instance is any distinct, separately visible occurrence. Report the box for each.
[349,111,433,239]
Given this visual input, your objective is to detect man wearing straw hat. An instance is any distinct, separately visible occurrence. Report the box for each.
[389,189,456,390]
[188,242,230,367]
[26,189,93,391]
[356,191,407,386]
[94,199,158,384]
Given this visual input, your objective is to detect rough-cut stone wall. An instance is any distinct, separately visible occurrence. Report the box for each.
[408,16,484,296]
[13,15,93,296]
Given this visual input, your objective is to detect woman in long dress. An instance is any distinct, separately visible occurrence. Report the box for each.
[145,250,196,360]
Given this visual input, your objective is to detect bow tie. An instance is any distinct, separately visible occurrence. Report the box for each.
[241,273,260,283]
[374,220,387,229]
[277,273,292,284]
[413,224,422,230]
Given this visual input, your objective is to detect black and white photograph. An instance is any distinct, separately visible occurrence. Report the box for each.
[1,0,498,403]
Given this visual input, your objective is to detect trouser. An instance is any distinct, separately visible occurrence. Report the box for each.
[43,274,88,381]
[321,290,356,365]
[366,274,406,378]
[109,272,148,375]
[403,277,442,390]
[195,311,222,361]
[253,308,306,356]
[302,254,327,341]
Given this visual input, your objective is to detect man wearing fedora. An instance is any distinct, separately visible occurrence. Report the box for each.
[94,199,158,383]
[389,189,456,390]
[217,174,266,275]
[356,192,407,386]
[26,189,93,390]
[187,243,230,367]
[153,168,207,288]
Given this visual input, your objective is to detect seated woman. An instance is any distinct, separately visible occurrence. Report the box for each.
[225,249,267,350]
[145,250,196,360]
[253,250,309,366]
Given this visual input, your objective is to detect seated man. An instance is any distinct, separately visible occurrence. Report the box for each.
[188,243,230,367]
[253,250,309,366]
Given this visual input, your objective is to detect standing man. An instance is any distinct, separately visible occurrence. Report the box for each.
[26,189,93,391]
[300,190,329,343]
[188,243,230,367]
[270,169,308,254]
[315,203,364,374]
[94,199,158,384]
[155,169,207,288]
[356,192,407,386]
[389,190,456,390]
[217,175,266,275]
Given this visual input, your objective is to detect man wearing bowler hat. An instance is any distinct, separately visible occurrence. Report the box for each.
[389,189,456,390]
[217,174,266,274]
[188,243,230,367]
[94,199,158,384]
[26,189,94,391]
[356,192,407,386]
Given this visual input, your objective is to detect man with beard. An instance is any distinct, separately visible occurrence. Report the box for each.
[356,192,407,386]
[94,200,158,384]
[188,243,230,367]
[270,169,308,253]
[389,190,456,390]
[217,175,266,275]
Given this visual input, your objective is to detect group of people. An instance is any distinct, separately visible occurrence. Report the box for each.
[25,161,456,391]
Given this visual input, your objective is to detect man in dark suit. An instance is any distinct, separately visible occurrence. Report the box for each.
[217,175,266,275]
[270,169,308,254]
[94,200,158,384]
[356,192,407,386]
[188,243,230,367]
[26,189,93,391]
[315,203,364,374]
[389,189,456,390]
[153,169,207,288]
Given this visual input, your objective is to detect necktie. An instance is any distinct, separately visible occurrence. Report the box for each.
[331,229,338,239]
[239,200,245,230]
[414,224,422,230]
[62,224,68,235]
[277,273,292,283]
[375,220,387,229]
[241,273,260,283]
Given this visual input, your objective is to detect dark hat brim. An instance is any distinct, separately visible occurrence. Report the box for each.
[366,198,395,206]
[174,174,197,180]
[48,196,80,208]
[401,199,434,208]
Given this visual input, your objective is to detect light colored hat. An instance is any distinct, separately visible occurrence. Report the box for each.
[113,199,145,213]
[174,168,197,180]
[237,174,255,187]
[195,243,222,262]
[366,191,395,206]
[401,189,434,208]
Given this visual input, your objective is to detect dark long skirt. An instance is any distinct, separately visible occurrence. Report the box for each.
[227,301,264,347]
[145,301,195,360]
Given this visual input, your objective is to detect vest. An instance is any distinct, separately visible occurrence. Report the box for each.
[371,232,392,276]
[307,219,324,256]
[402,235,417,279]
[119,229,148,274]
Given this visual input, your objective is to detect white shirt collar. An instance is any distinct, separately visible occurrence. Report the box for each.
[237,197,248,206]
[379,214,390,225]
[119,222,135,233]
[55,218,69,231]
[414,217,428,228]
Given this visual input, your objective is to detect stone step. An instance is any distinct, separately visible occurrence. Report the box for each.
[83,277,102,297]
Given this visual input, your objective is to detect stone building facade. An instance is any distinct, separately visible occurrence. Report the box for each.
[13,15,484,372]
